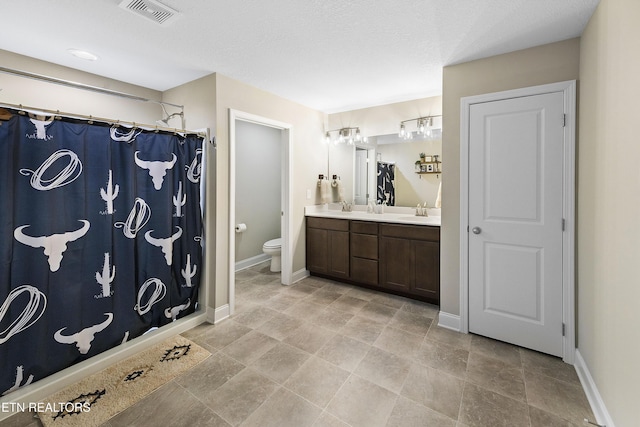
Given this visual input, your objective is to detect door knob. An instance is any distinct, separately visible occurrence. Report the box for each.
[472,227,482,234]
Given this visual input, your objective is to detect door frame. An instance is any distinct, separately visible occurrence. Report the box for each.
[459,80,576,363]
[229,109,293,316]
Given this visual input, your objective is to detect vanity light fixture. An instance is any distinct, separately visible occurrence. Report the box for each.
[324,127,368,145]
[399,115,442,140]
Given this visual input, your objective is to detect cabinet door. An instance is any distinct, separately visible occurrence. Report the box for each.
[412,240,440,301]
[379,236,412,292]
[307,227,328,274]
[328,230,350,278]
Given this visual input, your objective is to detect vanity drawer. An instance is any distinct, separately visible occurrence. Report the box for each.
[307,217,349,231]
[351,221,378,235]
[380,223,439,242]
[351,233,378,260]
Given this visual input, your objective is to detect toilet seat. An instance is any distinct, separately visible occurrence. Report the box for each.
[263,238,282,249]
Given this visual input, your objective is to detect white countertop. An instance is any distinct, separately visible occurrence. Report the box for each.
[305,204,441,227]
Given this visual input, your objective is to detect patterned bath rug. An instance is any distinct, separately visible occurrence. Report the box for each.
[37,335,211,427]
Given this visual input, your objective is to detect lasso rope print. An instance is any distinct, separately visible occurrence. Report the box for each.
[0,110,204,396]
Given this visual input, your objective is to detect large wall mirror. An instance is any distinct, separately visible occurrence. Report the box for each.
[328,129,442,207]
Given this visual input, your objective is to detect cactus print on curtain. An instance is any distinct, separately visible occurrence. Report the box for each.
[0,109,204,395]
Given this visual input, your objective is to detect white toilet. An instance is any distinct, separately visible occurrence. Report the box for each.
[262,238,282,272]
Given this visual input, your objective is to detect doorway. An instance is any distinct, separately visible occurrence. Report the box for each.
[460,81,576,362]
[229,110,292,316]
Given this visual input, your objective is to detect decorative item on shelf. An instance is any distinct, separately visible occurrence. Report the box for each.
[419,152,426,162]
[399,114,442,140]
[324,127,368,145]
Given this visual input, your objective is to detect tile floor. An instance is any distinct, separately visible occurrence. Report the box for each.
[2,262,595,427]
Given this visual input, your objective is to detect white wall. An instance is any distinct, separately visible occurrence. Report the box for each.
[235,120,281,262]
[578,0,640,424]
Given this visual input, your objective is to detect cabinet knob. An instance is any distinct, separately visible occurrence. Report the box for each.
[471,227,482,235]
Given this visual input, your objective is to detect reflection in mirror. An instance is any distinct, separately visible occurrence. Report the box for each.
[329,131,442,207]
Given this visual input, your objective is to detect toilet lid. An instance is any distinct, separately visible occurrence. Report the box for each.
[263,238,282,249]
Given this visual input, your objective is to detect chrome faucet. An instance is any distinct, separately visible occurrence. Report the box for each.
[341,201,352,212]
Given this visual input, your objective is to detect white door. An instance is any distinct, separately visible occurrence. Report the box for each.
[354,148,368,205]
[468,91,565,357]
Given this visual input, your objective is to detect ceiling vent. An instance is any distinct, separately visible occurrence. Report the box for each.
[118,0,180,25]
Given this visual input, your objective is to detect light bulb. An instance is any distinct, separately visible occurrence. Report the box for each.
[355,128,362,141]
[324,132,331,144]
[399,124,405,138]
[418,119,425,134]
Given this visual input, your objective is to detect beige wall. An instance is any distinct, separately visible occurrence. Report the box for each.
[0,50,162,122]
[440,38,581,316]
[578,0,640,424]
[213,74,327,308]
[162,74,217,309]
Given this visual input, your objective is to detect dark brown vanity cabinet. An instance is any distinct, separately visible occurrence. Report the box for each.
[350,221,378,285]
[379,224,440,304]
[306,217,350,278]
[306,216,440,304]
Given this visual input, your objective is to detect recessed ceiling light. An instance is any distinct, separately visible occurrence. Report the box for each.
[67,48,99,61]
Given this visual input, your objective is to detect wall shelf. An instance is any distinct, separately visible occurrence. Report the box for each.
[415,161,441,177]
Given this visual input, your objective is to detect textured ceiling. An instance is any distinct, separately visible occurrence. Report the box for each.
[0,0,599,112]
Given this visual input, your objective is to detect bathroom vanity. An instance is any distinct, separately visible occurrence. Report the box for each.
[305,207,440,305]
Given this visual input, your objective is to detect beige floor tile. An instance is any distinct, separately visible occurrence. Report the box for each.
[232,306,279,329]
[354,347,412,393]
[387,396,457,427]
[388,310,432,336]
[326,375,397,427]
[241,387,322,427]
[203,368,279,426]
[415,338,469,378]
[283,323,335,354]
[175,352,246,398]
[374,325,425,359]
[316,334,371,371]
[345,286,378,301]
[470,335,522,367]
[458,382,529,427]
[401,363,464,420]
[250,342,310,383]
[426,325,472,350]
[466,352,526,401]
[369,292,408,309]
[200,320,252,350]
[284,356,350,408]
[109,381,230,427]
[339,315,385,344]
[528,405,583,426]
[221,330,279,365]
[357,301,398,323]
[282,282,319,297]
[400,300,439,318]
[309,307,354,331]
[328,294,369,314]
[267,292,305,312]
[284,300,329,320]
[256,313,302,341]
[309,288,344,306]
[524,371,594,425]
[521,348,580,384]
[311,411,351,427]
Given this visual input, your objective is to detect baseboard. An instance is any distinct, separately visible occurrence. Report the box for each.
[0,311,208,422]
[212,304,230,323]
[291,268,310,285]
[235,253,270,272]
[438,311,461,332]
[574,349,615,427]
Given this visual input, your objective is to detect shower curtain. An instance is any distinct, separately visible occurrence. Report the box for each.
[377,161,395,206]
[0,109,204,396]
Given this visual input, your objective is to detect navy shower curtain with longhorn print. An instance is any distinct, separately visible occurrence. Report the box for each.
[0,109,204,395]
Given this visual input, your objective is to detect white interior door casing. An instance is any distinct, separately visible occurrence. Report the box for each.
[468,92,564,357]
[458,81,576,363]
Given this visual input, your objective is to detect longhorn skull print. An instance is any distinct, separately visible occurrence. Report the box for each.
[134,151,177,190]
[14,220,90,272]
[54,313,113,354]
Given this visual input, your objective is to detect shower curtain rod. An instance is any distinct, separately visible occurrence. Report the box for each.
[0,66,184,110]
[0,101,207,139]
